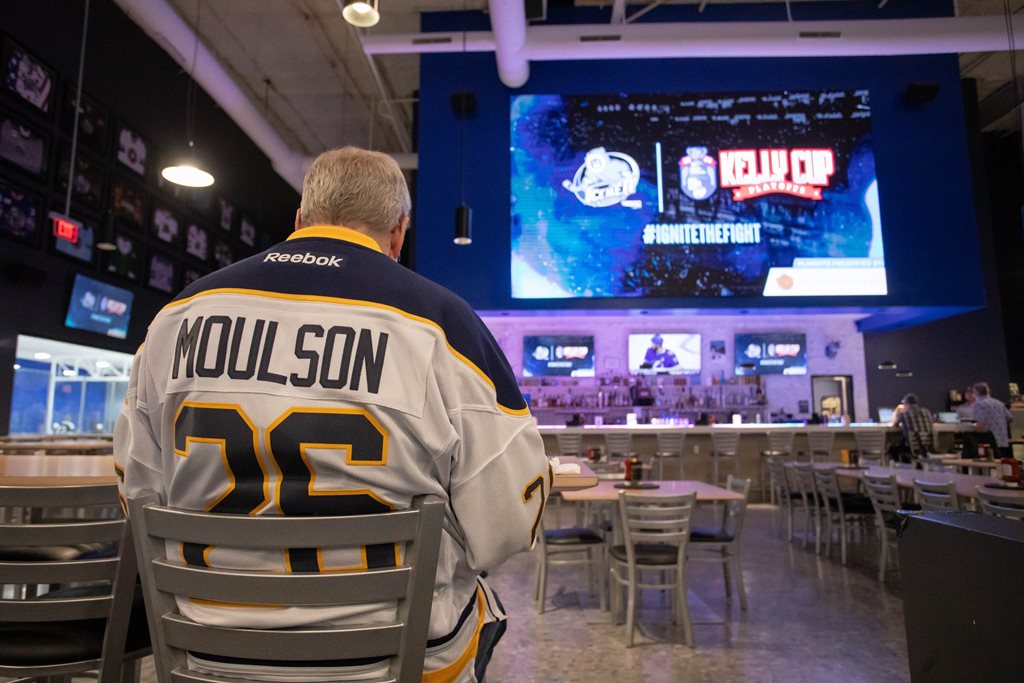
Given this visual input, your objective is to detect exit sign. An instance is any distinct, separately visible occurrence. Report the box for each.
[49,212,82,245]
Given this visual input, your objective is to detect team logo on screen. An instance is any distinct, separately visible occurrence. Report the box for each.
[562,147,642,209]
[719,148,835,201]
[678,146,718,201]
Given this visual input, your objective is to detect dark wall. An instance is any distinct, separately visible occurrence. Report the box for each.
[415,1,982,314]
[0,0,300,434]
[863,80,1010,414]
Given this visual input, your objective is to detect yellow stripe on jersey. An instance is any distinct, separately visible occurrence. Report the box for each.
[287,225,384,253]
[422,587,486,683]
[161,288,530,416]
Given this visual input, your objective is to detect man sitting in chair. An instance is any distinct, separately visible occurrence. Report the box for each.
[115,147,549,682]
[890,393,935,460]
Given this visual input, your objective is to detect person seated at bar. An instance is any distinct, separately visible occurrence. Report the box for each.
[891,393,935,459]
[971,381,1013,458]
[954,385,976,421]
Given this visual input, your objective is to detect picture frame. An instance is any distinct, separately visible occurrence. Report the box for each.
[147,249,178,293]
[0,174,40,244]
[217,196,235,233]
[213,239,235,269]
[1,39,56,115]
[58,146,105,212]
[101,228,142,282]
[115,122,148,177]
[0,108,48,176]
[109,176,147,226]
[181,266,206,289]
[51,216,96,265]
[184,221,209,262]
[150,203,182,247]
[63,87,109,153]
[239,214,256,247]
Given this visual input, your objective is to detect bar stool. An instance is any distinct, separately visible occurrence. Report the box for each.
[854,428,888,466]
[556,432,584,456]
[652,431,686,479]
[759,430,795,503]
[710,431,741,486]
[605,432,634,459]
[807,430,835,463]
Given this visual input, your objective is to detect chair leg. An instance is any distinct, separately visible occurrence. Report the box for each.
[731,554,748,611]
[877,533,887,582]
[712,456,720,486]
[824,512,833,558]
[677,570,694,647]
[787,502,795,541]
[625,570,638,647]
[721,549,732,599]
[537,555,548,613]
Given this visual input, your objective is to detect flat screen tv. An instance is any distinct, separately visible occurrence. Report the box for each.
[735,332,806,375]
[64,273,133,339]
[628,333,700,375]
[511,89,886,299]
[523,335,595,377]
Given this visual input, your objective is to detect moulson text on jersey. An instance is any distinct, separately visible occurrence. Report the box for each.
[172,316,388,394]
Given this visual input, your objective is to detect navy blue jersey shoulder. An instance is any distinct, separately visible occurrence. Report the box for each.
[175,236,527,412]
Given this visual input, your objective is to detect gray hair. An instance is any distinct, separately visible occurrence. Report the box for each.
[299,147,411,237]
[974,382,990,396]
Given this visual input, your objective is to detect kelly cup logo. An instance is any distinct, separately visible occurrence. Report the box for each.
[678,146,718,201]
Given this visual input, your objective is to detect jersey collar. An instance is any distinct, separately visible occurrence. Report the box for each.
[287,225,383,253]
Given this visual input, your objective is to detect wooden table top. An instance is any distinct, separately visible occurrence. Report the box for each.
[0,440,114,454]
[0,454,599,494]
[549,457,598,492]
[826,464,1005,500]
[560,479,744,502]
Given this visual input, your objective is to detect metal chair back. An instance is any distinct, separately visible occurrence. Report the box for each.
[913,479,960,512]
[766,430,795,455]
[556,432,583,456]
[976,487,1024,520]
[807,431,835,462]
[130,491,445,683]
[854,429,887,462]
[605,432,634,457]
[711,431,741,456]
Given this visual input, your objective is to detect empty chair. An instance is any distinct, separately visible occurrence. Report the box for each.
[767,457,800,540]
[976,487,1024,520]
[556,432,584,457]
[0,484,149,683]
[605,432,635,458]
[815,468,874,565]
[863,474,906,582]
[917,455,954,473]
[130,490,444,683]
[689,476,751,611]
[535,515,606,614]
[609,492,697,648]
[791,464,823,553]
[710,430,741,486]
[760,430,795,503]
[653,431,687,479]
[807,431,835,463]
[913,479,960,512]
[855,429,888,466]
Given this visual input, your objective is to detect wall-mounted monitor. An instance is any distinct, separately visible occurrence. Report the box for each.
[64,273,133,339]
[511,89,886,299]
[735,332,807,375]
[523,335,595,377]
[628,333,701,375]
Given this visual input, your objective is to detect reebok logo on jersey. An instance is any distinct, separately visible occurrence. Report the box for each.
[264,252,343,267]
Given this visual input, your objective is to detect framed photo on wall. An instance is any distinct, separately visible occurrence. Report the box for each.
[58,147,105,212]
[239,214,256,247]
[0,175,40,244]
[218,196,235,233]
[51,217,95,265]
[213,239,234,269]
[182,266,206,289]
[147,250,177,293]
[109,177,147,226]
[115,122,148,177]
[184,221,209,261]
[63,87,109,153]
[0,109,47,176]
[1,39,55,114]
[101,229,142,281]
[150,203,182,247]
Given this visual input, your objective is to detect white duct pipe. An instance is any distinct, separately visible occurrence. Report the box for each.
[363,15,1024,86]
[487,0,529,88]
[113,0,309,191]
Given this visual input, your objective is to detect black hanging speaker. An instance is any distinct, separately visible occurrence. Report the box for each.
[453,204,472,245]
[451,91,477,118]
[904,82,940,106]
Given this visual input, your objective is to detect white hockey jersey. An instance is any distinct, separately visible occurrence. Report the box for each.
[115,225,550,682]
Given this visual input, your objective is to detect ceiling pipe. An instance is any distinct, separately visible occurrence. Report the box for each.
[113,0,309,191]
[363,15,1024,86]
[487,0,529,88]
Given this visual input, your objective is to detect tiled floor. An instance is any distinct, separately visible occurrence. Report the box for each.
[62,504,910,683]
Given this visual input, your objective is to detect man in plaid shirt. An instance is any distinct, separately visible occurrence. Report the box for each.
[891,393,934,459]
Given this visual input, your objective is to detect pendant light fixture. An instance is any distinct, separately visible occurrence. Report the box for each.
[339,0,380,28]
[161,0,215,188]
[453,1,471,246]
